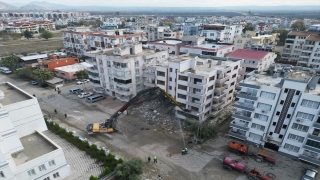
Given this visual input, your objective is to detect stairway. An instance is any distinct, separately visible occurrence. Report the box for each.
[274,89,295,134]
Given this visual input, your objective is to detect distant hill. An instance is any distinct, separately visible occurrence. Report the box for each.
[0,1,18,10]
[26,1,68,9]
[20,4,49,10]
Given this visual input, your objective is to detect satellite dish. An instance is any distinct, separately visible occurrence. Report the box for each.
[0,90,4,99]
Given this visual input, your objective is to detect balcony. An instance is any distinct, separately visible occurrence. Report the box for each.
[143,72,156,79]
[186,100,205,108]
[88,67,99,73]
[228,129,247,141]
[187,91,206,99]
[302,49,313,53]
[216,76,229,84]
[112,65,130,71]
[89,75,99,81]
[232,111,252,121]
[234,102,255,111]
[116,88,132,96]
[113,74,132,80]
[307,134,320,142]
[238,83,260,90]
[214,85,227,93]
[230,120,249,131]
[115,94,130,102]
[144,81,156,87]
[314,122,320,129]
[212,100,224,110]
[299,154,320,166]
[93,87,104,94]
[86,59,97,65]
[114,82,132,88]
[188,82,208,89]
[91,82,101,88]
[212,92,226,102]
[236,91,258,100]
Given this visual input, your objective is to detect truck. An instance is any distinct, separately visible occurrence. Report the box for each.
[222,156,246,172]
[86,87,190,134]
[228,141,248,155]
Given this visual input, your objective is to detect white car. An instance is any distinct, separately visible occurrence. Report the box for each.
[78,92,93,98]
[77,79,90,85]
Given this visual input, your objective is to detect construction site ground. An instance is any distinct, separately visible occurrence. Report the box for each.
[1,74,318,180]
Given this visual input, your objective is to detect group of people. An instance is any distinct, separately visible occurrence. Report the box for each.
[148,156,157,163]
[54,109,67,118]
[182,147,188,155]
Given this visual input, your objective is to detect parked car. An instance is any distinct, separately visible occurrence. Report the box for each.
[69,87,84,94]
[29,80,38,85]
[77,79,90,85]
[302,169,318,180]
[86,94,105,103]
[0,67,12,74]
[78,92,93,99]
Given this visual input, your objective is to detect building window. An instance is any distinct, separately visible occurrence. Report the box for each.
[282,124,287,129]
[296,90,300,95]
[296,112,314,121]
[53,172,60,178]
[287,114,291,118]
[279,134,283,139]
[291,103,295,107]
[251,123,265,131]
[157,80,165,85]
[249,132,262,140]
[135,69,140,75]
[276,111,280,115]
[284,143,300,152]
[177,93,187,99]
[178,75,188,81]
[208,85,213,90]
[257,102,272,111]
[292,123,309,132]
[269,132,273,135]
[178,85,187,91]
[306,139,320,150]
[43,177,50,180]
[38,164,46,171]
[209,75,215,81]
[280,100,284,105]
[284,88,288,93]
[272,122,276,126]
[288,133,304,143]
[28,169,36,176]
[0,171,5,178]
[169,86,172,90]
[169,77,172,81]
[260,91,275,100]
[301,100,320,109]
[169,68,172,72]
[134,61,139,67]
[254,113,268,121]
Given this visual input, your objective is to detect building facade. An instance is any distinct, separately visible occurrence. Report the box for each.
[234,31,279,51]
[200,24,243,43]
[229,65,320,166]
[0,82,71,180]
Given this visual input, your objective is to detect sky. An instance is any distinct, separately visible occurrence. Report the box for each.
[8,0,320,7]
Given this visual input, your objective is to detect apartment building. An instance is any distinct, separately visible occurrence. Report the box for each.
[146,36,234,57]
[227,49,276,81]
[62,27,146,56]
[254,22,273,34]
[145,54,241,121]
[4,21,55,33]
[234,31,279,51]
[147,26,184,41]
[281,32,320,67]
[229,65,320,166]
[182,25,202,36]
[84,43,169,99]
[200,24,243,43]
[0,82,71,180]
[101,18,121,29]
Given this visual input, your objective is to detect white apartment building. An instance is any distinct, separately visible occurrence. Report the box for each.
[145,54,241,121]
[147,26,184,41]
[146,36,234,57]
[227,49,276,81]
[200,24,243,43]
[281,31,320,67]
[0,82,71,180]
[84,43,169,101]
[182,25,202,36]
[229,65,320,166]
[62,27,146,56]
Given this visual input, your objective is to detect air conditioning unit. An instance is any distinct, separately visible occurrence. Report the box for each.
[296,118,304,122]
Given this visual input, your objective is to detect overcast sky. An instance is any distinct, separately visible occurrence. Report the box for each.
[9,0,320,6]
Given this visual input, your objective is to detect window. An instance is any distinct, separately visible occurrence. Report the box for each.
[178,75,188,81]
[276,111,280,115]
[43,177,50,180]
[249,132,262,140]
[251,123,265,131]
[178,85,187,91]
[269,132,273,135]
[291,103,295,107]
[284,88,288,93]
[157,80,165,85]
[210,33,214,36]
[254,113,268,121]
[134,61,139,67]
[301,100,320,109]
[178,94,187,99]
[237,39,242,43]
[208,85,213,90]
[247,88,258,96]
[306,139,320,150]
[0,171,5,178]
[284,143,300,152]
[287,114,291,118]
[260,91,275,99]
[288,133,304,143]
[296,90,300,95]
[169,68,172,72]
[257,102,272,111]
[39,164,46,171]
[53,172,60,178]
[292,123,309,132]
[282,124,287,129]
[280,100,284,105]
[296,112,314,121]
[169,77,172,81]
[28,169,36,176]
[135,69,140,75]
[169,86,172,90]
[272,122,276,126]
[279,134,283,139]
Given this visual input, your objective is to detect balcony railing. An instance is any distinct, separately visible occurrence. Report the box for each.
[228,129,247,140]
[143,72,156,79]
[116,88,132,96]
[230,120,249,131]
[234,102,255,111]
[144,81,156,87]
[236,91,258,100]
[232,111,252,121]
[299,154,320,166]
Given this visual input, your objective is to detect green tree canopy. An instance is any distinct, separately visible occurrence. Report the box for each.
[32,69,54,81]
[115,157,144,180]
[40,31,53,40]
[0,56,20,70]
[277,29,289,45]
[89,175,98,180]
[23,30,33,40]
[75,70,89,79]
[242,23,254,34]
[291,20,306,31]
[185,119,217,140]
[14,67,36,79]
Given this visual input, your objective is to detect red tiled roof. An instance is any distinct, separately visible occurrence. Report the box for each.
[227,49,269,61]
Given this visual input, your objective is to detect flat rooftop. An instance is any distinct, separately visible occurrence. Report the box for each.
[149,40,229,49]
[285,70,313,82]
[87,48,160,59]
[0,83,32,106]
[12,133,57,166]
[54,64,87,72]
[196,58,236,73]
[242,72,283,87]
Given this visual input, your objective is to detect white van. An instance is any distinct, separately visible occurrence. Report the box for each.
[69,87,83,94]
[86,94,105,103]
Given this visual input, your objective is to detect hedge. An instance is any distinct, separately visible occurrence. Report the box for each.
[45,119,123,178]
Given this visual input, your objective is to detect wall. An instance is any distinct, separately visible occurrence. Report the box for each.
[44,57,79,72]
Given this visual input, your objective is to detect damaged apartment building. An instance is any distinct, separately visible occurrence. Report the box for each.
[85,41,241,121]
[230,64,320,166]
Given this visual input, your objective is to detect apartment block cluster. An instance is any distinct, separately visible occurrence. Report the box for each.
[281,30,320,68]
[0,11,90,20]
[0,82,71,179]
[3,20,56,33]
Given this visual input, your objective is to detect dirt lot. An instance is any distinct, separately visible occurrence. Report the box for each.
[0,32,63,56]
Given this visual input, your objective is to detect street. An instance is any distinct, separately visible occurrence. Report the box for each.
[0,74,315,180]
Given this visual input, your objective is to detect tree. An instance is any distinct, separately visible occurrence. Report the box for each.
[40,31,53,40]
[185,119,217,140]
[75,70,89,79]
[89,175,98,180]
[14,67,35,79]
[0,56,20,70]
[118,22,125,29]
[115,157,144,180]
[275,51,281,62]
[23,30,33,40]
[291,20,306,31]
[10,33,22,40]
[0,31,9,41]
[32,69,54,81]
[39,28,46,33]
[242,23,254,34]
[277,29,289,45]
[165,23,173,29]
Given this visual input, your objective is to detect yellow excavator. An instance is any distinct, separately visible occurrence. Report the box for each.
[86,87,190,134]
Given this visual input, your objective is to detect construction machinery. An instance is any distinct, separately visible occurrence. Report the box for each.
[247,168,273,180]
[254,149,276,165]
[222,156,247,172]
[228,141,248,155]
[86,87,190,134]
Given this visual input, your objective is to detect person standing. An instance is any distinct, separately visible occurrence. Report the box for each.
[148,156,151,163]
[185,148,188,154]
[54,109,57,114]
[154,156,157,163]
[64,113,67,118]
[182,149,185,155]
